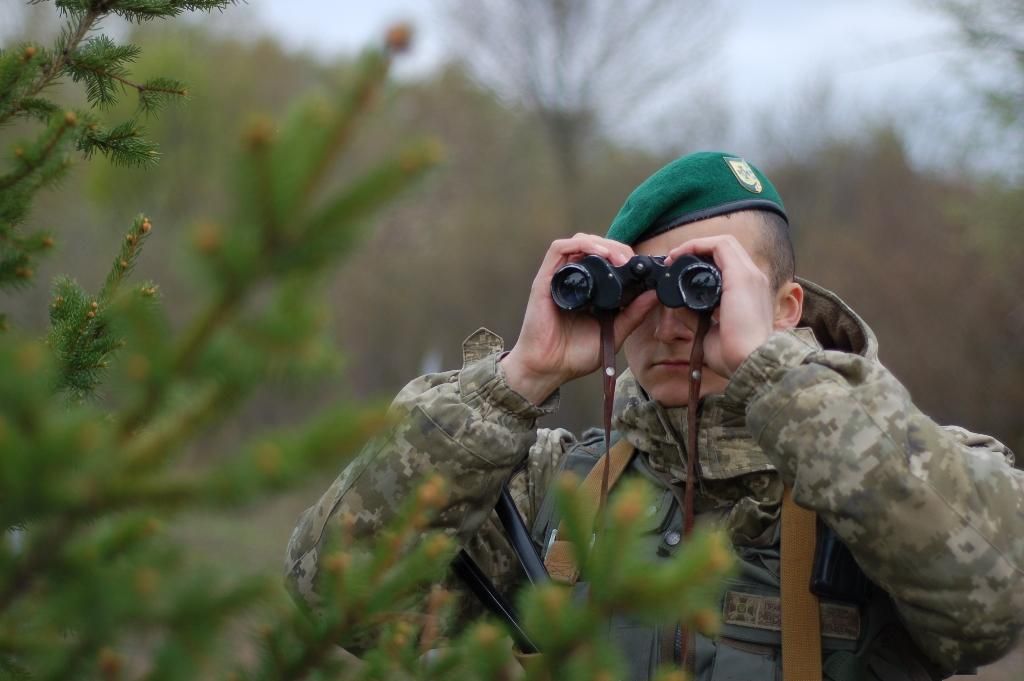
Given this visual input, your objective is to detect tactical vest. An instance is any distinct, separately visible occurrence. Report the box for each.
[529,431,946,681]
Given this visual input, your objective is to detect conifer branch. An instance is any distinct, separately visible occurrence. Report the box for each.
[0,111,77,192]
[99,214,152,301]
[295,51,391,204]
[49,216,153,398]
[122,381,228,470]
[118,286,240,436]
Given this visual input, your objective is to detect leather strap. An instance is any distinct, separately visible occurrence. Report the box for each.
[543,437,635,584]
[677,311,713,670]
[781,486,823,680]
[596,312,617,532]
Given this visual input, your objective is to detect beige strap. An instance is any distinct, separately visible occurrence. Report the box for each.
[543,438,635,584]
[781,486,822,680]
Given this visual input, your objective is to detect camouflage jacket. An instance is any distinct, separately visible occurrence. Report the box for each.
[286,279,1023,676]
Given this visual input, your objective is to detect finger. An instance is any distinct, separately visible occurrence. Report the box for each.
[665,235,752,270]
[571,233,635,266]
[666,236,766,287]
[613,290,658,344]
[535,236,611,283]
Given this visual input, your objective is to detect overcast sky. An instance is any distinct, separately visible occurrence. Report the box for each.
[249,0,958,108]
[242,1,984,164]
[0,0,996,168]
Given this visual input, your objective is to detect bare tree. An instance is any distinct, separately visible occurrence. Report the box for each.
[444,0,723,229]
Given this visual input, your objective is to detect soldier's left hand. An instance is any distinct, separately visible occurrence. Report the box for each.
[665,234,776,378]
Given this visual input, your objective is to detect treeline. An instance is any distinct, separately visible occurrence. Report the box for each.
[6,19,1021,458]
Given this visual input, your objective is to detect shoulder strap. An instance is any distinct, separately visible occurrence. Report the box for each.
[781,486,823,680]
[544,438,636,584]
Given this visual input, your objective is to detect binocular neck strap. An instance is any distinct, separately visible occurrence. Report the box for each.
[593,311,712,538]
[685,312,712,536]
[596,312,617,533]
[678,310,712,671]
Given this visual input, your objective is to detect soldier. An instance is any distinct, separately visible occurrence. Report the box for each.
[286,152,1024,679]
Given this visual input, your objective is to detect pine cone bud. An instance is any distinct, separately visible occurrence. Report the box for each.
[14,147,24,158]
[133,567,159,597]
[119,259,128,269]
[324,552,352,574]
[256,442,282,476]
[42,236,54,248]
[472,622,501,647]
[22,46,37,61]
[424,534,452,559]
[14,266,32,279]
[706,533,733,573]
[140,218,152,233]
[540,584,568,616]
[126,354,150,381]
[97,647,122,680]
[385,23,413,54]
[416,476,447,509]
[612,485,646,524]
[64,111,77,127]
[244,117,274,149]
[691,607,721,636]
[193,221,222,254]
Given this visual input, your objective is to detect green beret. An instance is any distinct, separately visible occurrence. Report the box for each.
[606,151,787,245]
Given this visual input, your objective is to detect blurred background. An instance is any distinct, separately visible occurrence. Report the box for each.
[2,1,1022,677]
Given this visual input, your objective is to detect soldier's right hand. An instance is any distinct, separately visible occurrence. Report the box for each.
[500,234,659,405]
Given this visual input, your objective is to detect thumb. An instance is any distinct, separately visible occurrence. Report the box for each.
[613,290,658,346]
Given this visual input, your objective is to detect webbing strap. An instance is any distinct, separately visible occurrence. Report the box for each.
[781,486,823,680]
[543,438,635,584]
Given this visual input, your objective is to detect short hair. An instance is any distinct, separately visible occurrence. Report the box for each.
[753,210,795,290]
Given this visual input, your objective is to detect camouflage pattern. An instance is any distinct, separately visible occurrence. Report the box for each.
[285,282,1023,675]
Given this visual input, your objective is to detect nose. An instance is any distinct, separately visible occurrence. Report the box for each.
[653,305,698,343]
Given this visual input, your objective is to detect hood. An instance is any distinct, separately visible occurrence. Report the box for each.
[612,278,878,482]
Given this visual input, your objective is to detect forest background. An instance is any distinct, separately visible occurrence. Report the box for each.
[2,1,1022,678]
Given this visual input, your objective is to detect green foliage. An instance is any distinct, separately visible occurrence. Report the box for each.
[0,6,737,678]
[0,0,236,300]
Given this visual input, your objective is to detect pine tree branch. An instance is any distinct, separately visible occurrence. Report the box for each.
[65,55,187,107]
[36,7,101,97]
[117,286,241,436]
[121,381,229,471]
[98,215,152,301]
[295,51,391,205]
[0,111,77,192]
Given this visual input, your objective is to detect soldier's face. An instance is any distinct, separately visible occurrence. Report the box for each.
[623,213,772,407]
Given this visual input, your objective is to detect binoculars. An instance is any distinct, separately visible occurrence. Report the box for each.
[550,254,722,312]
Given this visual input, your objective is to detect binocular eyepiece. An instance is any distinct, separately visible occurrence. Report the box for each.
[551,254,722,313]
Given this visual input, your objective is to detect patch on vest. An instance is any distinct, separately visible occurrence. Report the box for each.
[723,590,861,641]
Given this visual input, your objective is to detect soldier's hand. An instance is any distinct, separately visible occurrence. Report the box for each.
[501,234,659,404]
[665,234,776,378]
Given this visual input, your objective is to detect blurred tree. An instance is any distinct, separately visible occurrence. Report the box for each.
[444,0,721,229]
[1,4,734,680]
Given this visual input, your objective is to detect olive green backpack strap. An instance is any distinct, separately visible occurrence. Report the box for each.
[781,486,823,680]
[542,438,636,584]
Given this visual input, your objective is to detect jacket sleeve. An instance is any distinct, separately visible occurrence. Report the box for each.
[284,328,571,616]
[725,330,1024,673]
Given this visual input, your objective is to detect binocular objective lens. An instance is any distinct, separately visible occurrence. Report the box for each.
[551,265,594,311]
[679,267,722,311]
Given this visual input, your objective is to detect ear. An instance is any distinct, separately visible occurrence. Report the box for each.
[772,281,804,330]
